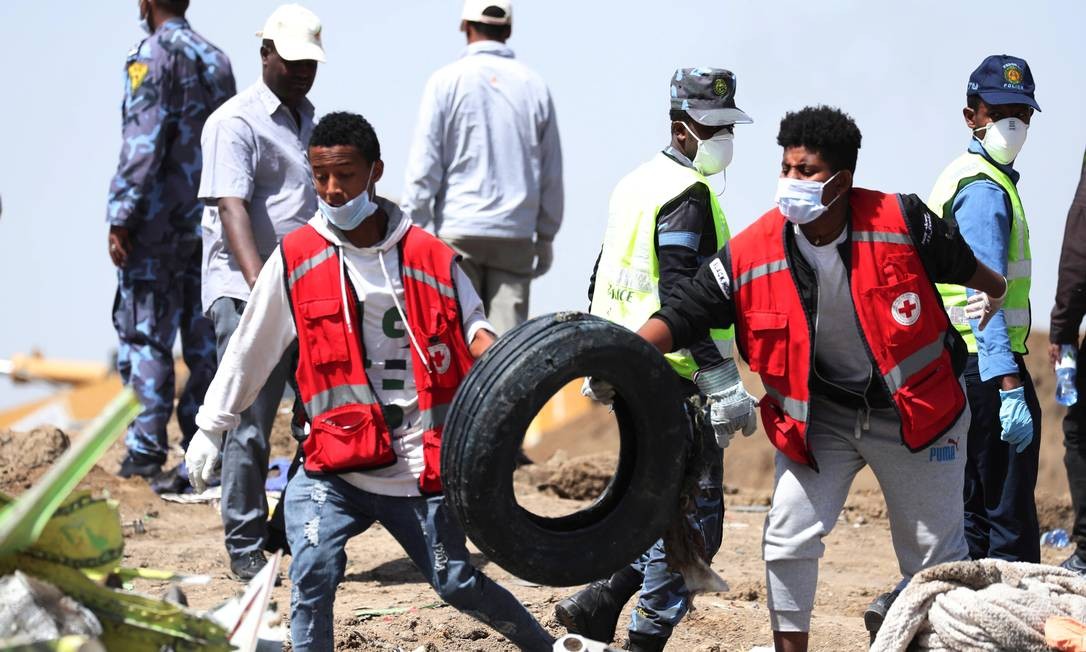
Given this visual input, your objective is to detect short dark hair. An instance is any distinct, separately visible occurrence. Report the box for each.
[966,94,983,111]
[309,112,381,163]
[155,0,189,14]
[776,106,862,173]
[669,109,688,123]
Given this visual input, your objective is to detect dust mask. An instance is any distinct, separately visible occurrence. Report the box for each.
[975,117,1029,165]
[775,172,844,225]
[319,168,379,231]
[678,122,734,176]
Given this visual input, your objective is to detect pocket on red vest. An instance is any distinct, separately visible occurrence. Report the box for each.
[760,398,809,465]
[893,358,962,445]
[860,275,940,358]
[746,311,789,377]
[303,404,396,472]
[299,298,351,367]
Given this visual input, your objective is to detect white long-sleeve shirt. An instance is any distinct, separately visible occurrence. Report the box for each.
[196,199,492,496]
[401,40,564,242]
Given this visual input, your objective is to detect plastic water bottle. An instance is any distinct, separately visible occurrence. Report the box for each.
[1056,344,1079,407]
[1041,528,1071,548]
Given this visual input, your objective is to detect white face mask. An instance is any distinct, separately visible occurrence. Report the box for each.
[775,171,844,225]
[975,117,1029,165]
[318,168,379,231]
[677,122,734,176]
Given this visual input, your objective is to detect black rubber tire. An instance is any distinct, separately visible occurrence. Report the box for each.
[442,311,689,586]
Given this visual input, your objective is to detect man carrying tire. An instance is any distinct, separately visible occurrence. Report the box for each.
[635,106,1009,652]
[555,68,758,652]
[187,112,554,651]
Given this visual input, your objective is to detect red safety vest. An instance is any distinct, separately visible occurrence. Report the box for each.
[730,188,966,468]
[281,223,474,494]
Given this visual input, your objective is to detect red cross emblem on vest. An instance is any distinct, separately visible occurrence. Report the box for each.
[428,342,452,374]
[891,292,921,326]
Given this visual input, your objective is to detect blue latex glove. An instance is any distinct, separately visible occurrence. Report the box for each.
[998,386,1034,453]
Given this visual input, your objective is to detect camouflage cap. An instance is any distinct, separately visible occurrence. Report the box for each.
[670,68,752,126]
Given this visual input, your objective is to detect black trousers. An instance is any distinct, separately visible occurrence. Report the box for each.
[1065,340,1086,555]
[963,353,1042,562]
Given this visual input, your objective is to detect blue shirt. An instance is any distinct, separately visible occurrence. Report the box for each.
[953,139,1022,381]
[105,18,235,262]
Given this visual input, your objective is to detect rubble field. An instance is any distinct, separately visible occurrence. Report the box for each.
[1,333,1075,650]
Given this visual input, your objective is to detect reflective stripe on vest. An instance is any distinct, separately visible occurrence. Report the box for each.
[882,334,945,394]
[420,403,449,430]
[305,383,378,418]
[736,259,789,290]
[590,153,734,380]
[852,230,912,245]
[404,266,456,300]
[289,246,336,290]
[763,385,810,423]
[928,152,1031,353]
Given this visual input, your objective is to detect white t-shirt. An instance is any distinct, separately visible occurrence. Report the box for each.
[793,225,872,393]
[196,200,492,496]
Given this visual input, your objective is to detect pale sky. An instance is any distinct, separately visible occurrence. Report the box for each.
[1,0,1083,409]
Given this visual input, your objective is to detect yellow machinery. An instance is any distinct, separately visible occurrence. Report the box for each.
[0,353,189,432]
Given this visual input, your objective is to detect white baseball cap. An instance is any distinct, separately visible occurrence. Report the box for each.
[257,4,326,63]
[461,0,513,25]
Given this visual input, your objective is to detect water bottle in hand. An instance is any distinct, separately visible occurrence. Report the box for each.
[1057,344,1079,407]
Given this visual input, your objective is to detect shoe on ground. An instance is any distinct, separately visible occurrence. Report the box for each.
[555,581,624,644]
[1060,551,1086,576]
[149,464,189,495]
[864,589,900,644]
[627,631,668,652]
[230,550,268,581]
[118,453,163,480]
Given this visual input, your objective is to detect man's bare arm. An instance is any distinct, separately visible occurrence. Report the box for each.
[636,318,675,355]
[218,197,264,288]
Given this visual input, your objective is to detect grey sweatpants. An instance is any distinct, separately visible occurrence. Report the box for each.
[209,297,293,558]
[763,392,970,632]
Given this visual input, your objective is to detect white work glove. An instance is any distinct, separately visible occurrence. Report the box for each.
[964,277,1008,331]
[695,363,758,449]
[533,239,554,278]
[185,429,224,493]
[580,376,615,406]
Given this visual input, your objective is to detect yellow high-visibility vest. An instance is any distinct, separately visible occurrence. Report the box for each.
[928,152,1031,353]
[591,153,734,379]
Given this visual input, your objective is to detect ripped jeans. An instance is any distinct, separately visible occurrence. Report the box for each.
[284,470,554,651]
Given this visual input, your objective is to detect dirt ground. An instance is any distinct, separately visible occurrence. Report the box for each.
[0,333,1077,651]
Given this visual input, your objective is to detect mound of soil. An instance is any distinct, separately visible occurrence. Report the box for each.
[535,452,618,500]
[0,427,69,492]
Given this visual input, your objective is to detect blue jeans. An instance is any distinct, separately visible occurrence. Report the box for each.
[209,297,293,557]
[628,487,724,639]
[284,470,554,651]
[626,395,724,639]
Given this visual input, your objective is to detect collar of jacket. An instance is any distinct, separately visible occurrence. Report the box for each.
[461,40,515,59]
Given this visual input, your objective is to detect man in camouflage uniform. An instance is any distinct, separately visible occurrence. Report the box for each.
[107,0,235,481]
